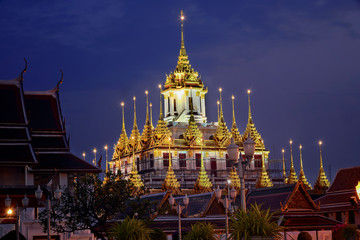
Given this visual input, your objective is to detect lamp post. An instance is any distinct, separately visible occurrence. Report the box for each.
[4,194,29,240]
[227,132,255,212]
[168,194,189,240]
[215,184,237,239]
[35,185,62,240]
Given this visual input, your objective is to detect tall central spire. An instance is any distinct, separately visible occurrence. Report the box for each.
[231,95,242,145]
[287,139,298,184]
[214,88,231,147]
[180,10,187,58]
[141,90,152,145]
[298,144,312,189]
[129,96,140,149]
[247,89,252,122]
[314,141,330,193]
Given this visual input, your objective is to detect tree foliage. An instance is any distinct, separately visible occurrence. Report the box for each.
[109,216,152,240]
[183,222,217,240]
[229,203,283,240]
[38,173,151,240]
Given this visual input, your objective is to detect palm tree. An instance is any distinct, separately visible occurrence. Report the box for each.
[109,216,152,240]
[184,222,217,240]
[229,203,282,240]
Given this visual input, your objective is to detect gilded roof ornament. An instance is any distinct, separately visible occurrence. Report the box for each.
[314,141,330,194]
[230,95,242,145]
[149,102,154,129]
[150,85,172,147]
[256,144,273,188]
[242,90,264,148]
[140,91,153,147]
[298,144,312,189]
[112,102,128,160]
[129,148,144,189]
[162,138,181,193]
[184,88,203,146]
[165,10,203,89]
[129,96,140,151]
[214,88,232,148]
[286,139,298,184]
[194,140,213,193]
[226,167,241,192]
[282,148,288,183]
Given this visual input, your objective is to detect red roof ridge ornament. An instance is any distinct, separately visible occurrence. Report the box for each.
[50,69,63,93]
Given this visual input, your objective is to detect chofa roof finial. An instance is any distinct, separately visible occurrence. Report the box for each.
[20,58,27,81]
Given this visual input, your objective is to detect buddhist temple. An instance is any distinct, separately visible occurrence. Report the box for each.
[109,11,285,191]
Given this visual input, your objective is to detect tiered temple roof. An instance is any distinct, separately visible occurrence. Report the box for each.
[255,147,273,188]
[314,141,330,194]
[287,140,298,184]
[213,89,231,148]
[230,95,242,145]
[298,145,312,190]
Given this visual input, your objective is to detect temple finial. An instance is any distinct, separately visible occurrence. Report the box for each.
[133,96,137,129]
[298,144,312,189]
[219,88,224,121]
[287,139,298,184]
[247,89,252,122]
[256,141,273,188]
[158,84,163,120]
[121,102,125,131]
[149,102,154,129]
[282,148,287,179]
[194,138,213,193]
[217,100,220,122]
[145,90,149,124]
[20,58,27,81]
[232,95,236,126]
[299,145,303,171]
[319,141,323,169]
[314,140,330,193]
[180,10,186,57]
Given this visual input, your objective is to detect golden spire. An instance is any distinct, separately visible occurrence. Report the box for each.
[129,141,144,189]
[150,102,154,129]
[180,10,187,58]
[141,90,152,145]
[194,139,212,193]
[231,95,242,145]
[112,102,128,160]
[150,85,172,147]
[162,137,181,193]
[256,143,273,188]
[227,168,241,192]
[314,141,330,194]
[184,87,203,146]
[282,148,288,182]
[217,100,220,122]
[214,88,231,147]
[298,145,312,189]
[129,97,140,150]
[242,89,263,148]
[286,139,298,184]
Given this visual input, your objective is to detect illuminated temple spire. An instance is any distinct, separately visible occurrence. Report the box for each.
[194,139,212,193]
[214,88,231,147]
[314,141,330,194]
[113,102,128,160]
[231,95,242,145]
[227,166,241,192]
[140,90,152,146]
[298,145,312,189]
[286,139,298,184]
[149,102,154,129]
[282,148,288,183]
[129,146,144,189]
[179,10,187,59]
[129,96,140,151]
[217,100,220,122]
[242,90,263,148]
[150,85,172,146]
[162,137,180,193]
[256,142,273,188]
[184,87,203,146]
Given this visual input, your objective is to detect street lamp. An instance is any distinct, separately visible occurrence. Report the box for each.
[215,184,237,239]
[168,194,189,240]
[227,132,255,212]
[35,185,62,240]
[4,194,29,240]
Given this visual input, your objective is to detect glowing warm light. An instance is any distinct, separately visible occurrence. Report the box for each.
[219,88,222,92]
[82,152,85,157]
[319,141,323,145]
[168,137,171,141]
[150,103,152,107]
[133,96,136,101]
[247,89,251,94]
[299,144,302,149]
[289,139,293,144]
[232,95,234,100]
[181,15,184,21]
[217,101,220,105]
[145,90,148,95]
[175,90,184,99]
[104,145,108,150]
[93,148,97,153]
[121,102,124,106]
[356,181,360,199]
[282,149,285,153]
[158,84,161,89]
[201,138,203,142]
[227,179,231,184]
[7,209,13,215]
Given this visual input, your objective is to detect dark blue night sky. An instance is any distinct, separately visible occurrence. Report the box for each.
[1,0,360,184]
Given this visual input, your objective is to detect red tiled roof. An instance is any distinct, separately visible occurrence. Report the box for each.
[281,215,341,230]
[327,166,360,192]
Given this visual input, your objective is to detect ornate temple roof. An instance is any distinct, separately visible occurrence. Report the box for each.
[226,166,241,192]
[164,10,203,90]
[213,88,231,148]
[255,148,273,188]
[129,152,144,189]
[298,145,312,190]
[194,144,212,193]
[230,95,242,146]
[140,91,152,148]
[129,97,140,152]
[183,95,203,146]
[287,140,298,184]
[161,146,181,194]
[113,102,128,160]
[314,141,330,194]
